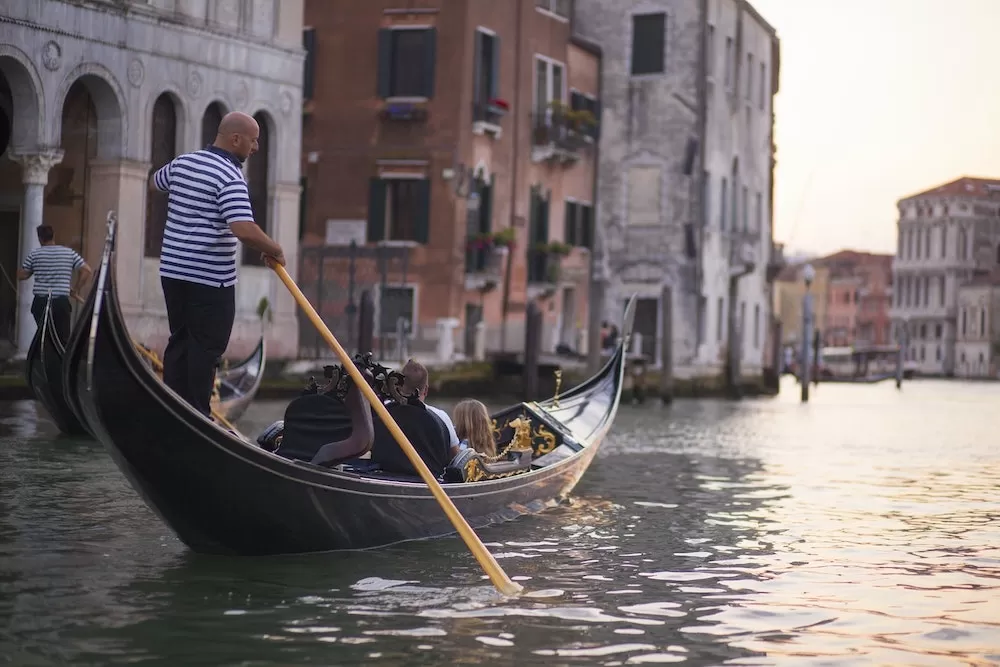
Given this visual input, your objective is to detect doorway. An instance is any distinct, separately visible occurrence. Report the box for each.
[633,297,659,364]
[559,286,576,349]
[0,211,19,344]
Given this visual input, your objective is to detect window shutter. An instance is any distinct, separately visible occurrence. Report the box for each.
[414,179,431,244]
[472,31,483,104]
[377,29,393,98]
[481,176,494,233]
[490,34,500,98]
[581,205,593,249]
[367,178,386,243]
[303,28,316,100]
[540,193,550,242]
[565,201,578,246]
[423,28,438,98]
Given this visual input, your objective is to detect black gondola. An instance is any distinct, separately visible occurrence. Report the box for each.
[24,297,89,436]
[67,219,635,556]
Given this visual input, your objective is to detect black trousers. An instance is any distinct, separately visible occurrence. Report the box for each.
[161,277,236,419]
[31,295,72,345]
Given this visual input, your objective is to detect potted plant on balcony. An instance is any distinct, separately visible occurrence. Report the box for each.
[486,97,509,120]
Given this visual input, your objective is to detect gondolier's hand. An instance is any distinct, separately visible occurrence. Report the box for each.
[263,249,286,267]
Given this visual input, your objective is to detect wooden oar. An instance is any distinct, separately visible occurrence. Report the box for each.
[269,261,523,597]
[131,342,241,434]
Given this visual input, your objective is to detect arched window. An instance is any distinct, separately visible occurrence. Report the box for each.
[201,102,225,147]
[243,112,271,266]
[145,94,177,258]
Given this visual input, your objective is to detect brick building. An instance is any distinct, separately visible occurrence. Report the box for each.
[299,0,599,358]
[820,251,893,347]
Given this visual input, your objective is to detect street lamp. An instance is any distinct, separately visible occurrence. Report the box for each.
[800,264,815,402]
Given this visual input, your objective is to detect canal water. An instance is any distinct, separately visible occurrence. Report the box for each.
[1,378,998,666]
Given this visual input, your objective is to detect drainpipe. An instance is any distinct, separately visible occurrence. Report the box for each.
[499,0,524,352]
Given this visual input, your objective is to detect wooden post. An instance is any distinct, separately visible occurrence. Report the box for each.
[812,329,821,386]
[660,284,674,403]
[800,291,813,403]
[357,289,374,355]
[769,318,783,392]
[523,301,541,400]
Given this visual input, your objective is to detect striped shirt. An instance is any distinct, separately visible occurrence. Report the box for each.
[153,146,255,287]
[21,245,84,297]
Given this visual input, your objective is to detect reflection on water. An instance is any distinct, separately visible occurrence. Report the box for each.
[1,378,999,665]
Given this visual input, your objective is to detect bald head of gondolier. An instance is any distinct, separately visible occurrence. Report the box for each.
[214,111,259,163]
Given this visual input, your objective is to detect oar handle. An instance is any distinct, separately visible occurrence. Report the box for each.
[269,261,522,596]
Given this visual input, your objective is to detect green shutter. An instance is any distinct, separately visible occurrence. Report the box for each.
[565,201,578,246]
[423,28,437,98]
[540,192,550,242]
[581,205,594,249]
[367,178,386,243]
[414,179,431,244]
[490,34,500,99]
[377,29,393,98]
[479,176,496,234]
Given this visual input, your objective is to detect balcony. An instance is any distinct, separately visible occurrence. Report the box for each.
[728,232,760,278]
[526,242,571,299]
[471,99,509,138]
[465,245,506,292]
[530,106,596,164]
[379,100,428,123]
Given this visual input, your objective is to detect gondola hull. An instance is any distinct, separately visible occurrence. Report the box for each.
[69,220,632,556]
[24,301,89,436]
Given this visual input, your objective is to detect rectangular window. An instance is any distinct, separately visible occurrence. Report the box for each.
[724,37,733,88]
[703,171,711,226]
[755,191,762,232]
[377,28,437,98]
[535,0,570,19]
[534,56,565,115]
[527,187,551,283]
[366,177,431,244]
[570,90,601,139]
[940,225,947,258]
[378,285,415,337]
[631,13,666,76]
[473,29,500,122]
[746,54,753,100]
[720,177,728,229]
[742,185,749,231]
[759,62,766,108]
[564,200,594,248]
[303,28,316,100]
[716,296,725,342]
[707,25,715,78]
[939,275,945,306]
[465,176,494,273]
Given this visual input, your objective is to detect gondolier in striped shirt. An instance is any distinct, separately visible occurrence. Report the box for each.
[150,111,285,419]
[16,224,92,344]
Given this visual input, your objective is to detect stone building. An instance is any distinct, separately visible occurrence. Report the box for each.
[298,0,599,359]
[890,176,1000,376]
[572,0,781,381]
[0,0,304,359]
[820,251,893,347]
[954,269,1000,379]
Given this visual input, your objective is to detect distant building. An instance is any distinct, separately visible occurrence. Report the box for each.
[299,0,599,359]
[572,0,783,380]
[772,262,829,347]
[821,251,893,347]
[954,269,1000,378]
[0,0,304,359]
[890,176,1000,376]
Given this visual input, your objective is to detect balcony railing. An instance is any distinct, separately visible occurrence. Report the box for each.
[530,111,595,163]
[464,245,505,291]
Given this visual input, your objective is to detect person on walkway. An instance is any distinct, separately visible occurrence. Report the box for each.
[150,110,285,419]
[17,225,92,344]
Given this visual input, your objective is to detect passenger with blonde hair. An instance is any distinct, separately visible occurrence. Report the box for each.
[451,399,497,458]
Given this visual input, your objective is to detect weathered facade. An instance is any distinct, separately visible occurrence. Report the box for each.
[890,177,1000,376]
[954,270,1000,379]
[573,0,781,380]
[0,0,304,359]
[300,0,599,359]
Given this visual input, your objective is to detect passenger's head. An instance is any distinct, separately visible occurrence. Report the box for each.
[400,359,429,400]
[214,111,260,162]
[36,225,54,244]
[453,399,496,457]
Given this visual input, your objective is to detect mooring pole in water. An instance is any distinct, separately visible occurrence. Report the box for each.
[660,284,674,404]
[800,264,815,403]
[895,321,907,389]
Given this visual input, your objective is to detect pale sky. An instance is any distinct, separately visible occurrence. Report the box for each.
[750,0,1000,257]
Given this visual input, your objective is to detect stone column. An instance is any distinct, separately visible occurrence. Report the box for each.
[9,149,64,357]
[86,159,151,313]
